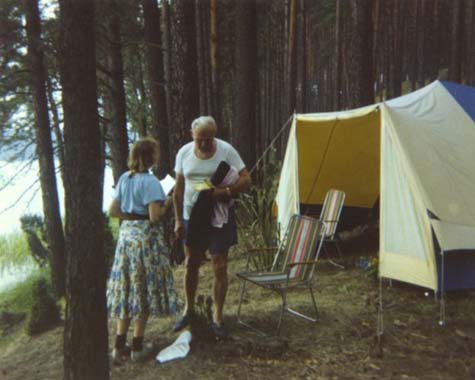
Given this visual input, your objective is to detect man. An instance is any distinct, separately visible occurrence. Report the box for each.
[173,116,251,337]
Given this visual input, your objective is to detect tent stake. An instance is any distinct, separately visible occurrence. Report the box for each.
[439,250,446,326]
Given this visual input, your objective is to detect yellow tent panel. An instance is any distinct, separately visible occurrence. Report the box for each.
[297,110,380,207]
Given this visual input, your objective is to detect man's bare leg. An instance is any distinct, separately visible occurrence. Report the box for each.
[211,253,228,325]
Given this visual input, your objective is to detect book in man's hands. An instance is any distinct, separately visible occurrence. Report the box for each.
[160,174,175,195]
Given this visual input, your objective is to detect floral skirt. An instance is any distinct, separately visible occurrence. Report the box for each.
[107,220,177,320]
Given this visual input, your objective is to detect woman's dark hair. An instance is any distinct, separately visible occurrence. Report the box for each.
[128,137,160,173]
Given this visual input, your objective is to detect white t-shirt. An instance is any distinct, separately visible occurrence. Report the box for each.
[174,138,246,220]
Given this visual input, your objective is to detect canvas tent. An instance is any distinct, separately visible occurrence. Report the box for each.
[275,80,475,292]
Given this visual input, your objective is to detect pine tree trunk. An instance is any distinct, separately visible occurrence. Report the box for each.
[169,0,200,154]
[391,0,406,97]
[46,75,66,186]
[143,0,170,176]
[334,0,342,110]
[416,0,426,88]
[295,0,306,112]
[195,0,211,115]
[23,0,66,298]
[449,0,464,83]
[470,1,475,85]
[210,0,219,117]
[234,0,257,168]
[161,0,173,133]
[408,0,418,90]
[59,0,109,378]
[349,0,374,108]
[427,0,440,81]
[286,0,297,114]
[104,0,129,183]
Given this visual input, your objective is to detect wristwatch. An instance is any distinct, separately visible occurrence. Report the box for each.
[225,187,232,197]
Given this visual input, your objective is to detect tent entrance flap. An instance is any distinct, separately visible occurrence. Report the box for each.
[296,110,380,209]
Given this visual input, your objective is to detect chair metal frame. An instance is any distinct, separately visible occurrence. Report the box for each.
[236,215,326,336]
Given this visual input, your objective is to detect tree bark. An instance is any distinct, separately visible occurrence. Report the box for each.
[143,0,170,176]
[59,0,109,378]
[295,0,306,112]
[104,0,129,184]
[169,0,200,154]
[195,0,211,115]
[23,0,66,298]
[209,0,219,117]
[448,0,464,83]
[470,1,475,85]
[46,76,66,186]
[334,0,342,110]
[233,0,257,169]
[161,0,173,136]
[416,0,425,88]
[349,0,374,108]
[286,0,297,114]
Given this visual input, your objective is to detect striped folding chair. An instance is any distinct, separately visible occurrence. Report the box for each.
[236,215,326,336]
[319,189,346,267]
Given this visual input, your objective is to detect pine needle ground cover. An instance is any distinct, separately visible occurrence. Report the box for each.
[1,232,475,380]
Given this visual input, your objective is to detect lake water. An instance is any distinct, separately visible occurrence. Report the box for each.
[0,160,115,235]
[0,160,115,291]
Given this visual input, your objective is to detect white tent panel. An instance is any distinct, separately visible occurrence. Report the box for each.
[275,118,300,233]
[380,105,438,290]
[384,82,475,250]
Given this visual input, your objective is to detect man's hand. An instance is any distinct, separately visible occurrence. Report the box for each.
[212,187,232,202]
[175,219,185,240]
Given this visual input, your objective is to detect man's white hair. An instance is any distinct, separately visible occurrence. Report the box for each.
[191,116,217,131]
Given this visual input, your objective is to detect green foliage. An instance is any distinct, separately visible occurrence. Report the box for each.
[0,268,50,314]
[20,214,48,267]
[26,277,61,336]
[364,257,379,281]
[103,214,116,274]
[0,231,32,272]
[237,157,281,270]
[238,158,281,248]
[0,0,35,158]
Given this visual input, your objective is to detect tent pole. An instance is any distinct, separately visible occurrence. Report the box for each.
[249,114,293,176]
[439,250,446,326]
[377,275,384,343]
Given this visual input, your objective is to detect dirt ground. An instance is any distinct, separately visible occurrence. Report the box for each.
[1,234,475,380]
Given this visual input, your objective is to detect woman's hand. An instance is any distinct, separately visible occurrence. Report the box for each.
[175,219,184,240]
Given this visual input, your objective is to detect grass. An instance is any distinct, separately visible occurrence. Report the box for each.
[0,268,51,314]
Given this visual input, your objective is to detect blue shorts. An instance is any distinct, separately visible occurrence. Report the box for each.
[183,207,238,255]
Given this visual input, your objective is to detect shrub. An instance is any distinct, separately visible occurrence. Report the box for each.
[19,214,48,267]
[26,278,61,336]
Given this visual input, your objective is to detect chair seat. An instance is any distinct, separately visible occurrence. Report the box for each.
[236,215,326,335]
[237,271,289,285]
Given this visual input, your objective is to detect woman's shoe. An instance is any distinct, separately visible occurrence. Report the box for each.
[131,343,155,362]
[111,345,131,365]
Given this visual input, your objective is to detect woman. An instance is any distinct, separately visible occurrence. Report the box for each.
[107,137,176,363]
